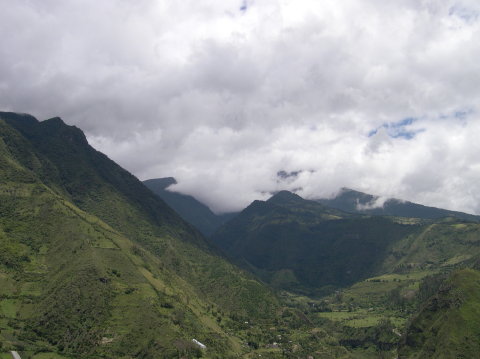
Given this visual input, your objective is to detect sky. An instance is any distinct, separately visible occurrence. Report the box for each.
[1,0,480,214]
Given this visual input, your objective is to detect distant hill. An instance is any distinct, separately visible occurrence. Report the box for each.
[143,177,236,236]
[317,188,479,222]
[0,112,277,358]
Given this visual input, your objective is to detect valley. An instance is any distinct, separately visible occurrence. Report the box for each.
[1,112,480,358]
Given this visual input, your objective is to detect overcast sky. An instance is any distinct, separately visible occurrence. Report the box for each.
[1,0,480,214]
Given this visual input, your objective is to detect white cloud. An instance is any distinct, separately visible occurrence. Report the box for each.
[1,0,480,214]
[356,196,389,211]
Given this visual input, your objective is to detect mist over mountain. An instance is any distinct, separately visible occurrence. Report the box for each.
[4,111,480,358]
[4,2,480,216]
[143,177,237,236]
[3,1,480,357]
[317,188,480,222]
[143,174,480,242]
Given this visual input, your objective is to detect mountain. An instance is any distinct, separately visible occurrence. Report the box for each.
[4,111,480,358]
[212,189,480,295]
[210,188,480,356]
[0,112,278,358]
[143,177,236,236]
[211,190,425,294]
[318,188,479,222]
[399,268,480,358]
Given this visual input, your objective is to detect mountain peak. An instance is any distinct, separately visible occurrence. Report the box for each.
[41,117,88,145]
[45,116,65,124]
[2,112,89,147]
[267,190,304,205]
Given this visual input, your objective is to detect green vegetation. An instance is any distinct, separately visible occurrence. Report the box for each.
[399,269,480,358]
[211,191,425,293]
[212,188,480,357]
[2,112,480,358]
[0,113,278,358]
[212,189,480,295]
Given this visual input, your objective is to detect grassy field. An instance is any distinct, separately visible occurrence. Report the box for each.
[0,299,18,318]
[317,309,405,328]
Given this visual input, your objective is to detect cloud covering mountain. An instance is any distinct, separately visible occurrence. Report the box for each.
[1,0,480,213]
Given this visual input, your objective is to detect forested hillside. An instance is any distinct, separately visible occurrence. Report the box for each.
[0,112,277,358]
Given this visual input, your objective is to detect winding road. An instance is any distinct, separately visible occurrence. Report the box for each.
[10,351,21,359]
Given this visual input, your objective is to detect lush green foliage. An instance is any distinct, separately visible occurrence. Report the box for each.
[212,190,480,357]
[0,113,278,358]
[399,269,480,358]
[2,112,480,359]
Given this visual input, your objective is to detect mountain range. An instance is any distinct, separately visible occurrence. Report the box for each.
[211,190,480,294]
[143,177,480,357]
[2,111,480,358]
[144,180,479,237]
[317,187,480,222]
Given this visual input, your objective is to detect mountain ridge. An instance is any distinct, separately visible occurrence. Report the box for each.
[211,190,424,294]
[3,111,480,358]
[317,187,479,222]
[0,112,278,358]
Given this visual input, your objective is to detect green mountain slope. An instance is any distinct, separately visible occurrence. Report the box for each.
[0,112,278,358]
[381,219,480,273]
[143,177,236,236]
[399,268,480,358]
[318,188,479,222]
[211,191,424,294]
[209,188,480,357]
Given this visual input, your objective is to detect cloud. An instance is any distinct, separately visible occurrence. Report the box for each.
[1,0,480,214]
[368,118,426,140]
[355,196,389,211]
